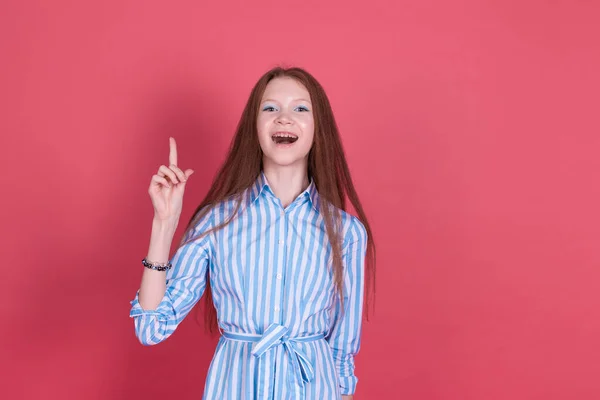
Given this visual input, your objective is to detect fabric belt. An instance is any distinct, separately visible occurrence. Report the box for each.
[222,323,325,392]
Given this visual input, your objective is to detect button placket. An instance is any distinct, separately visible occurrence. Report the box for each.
[280,207,296,325]
[274,207,287,318]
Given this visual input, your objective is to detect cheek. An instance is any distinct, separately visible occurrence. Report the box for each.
[256,116,265,133]
[256,117,271,139]
[303,119,315,141]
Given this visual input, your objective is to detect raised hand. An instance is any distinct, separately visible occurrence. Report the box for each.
[148,137,195,222]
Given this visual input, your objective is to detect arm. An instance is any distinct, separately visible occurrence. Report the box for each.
[327,217,367,397]
[129,207,214,345]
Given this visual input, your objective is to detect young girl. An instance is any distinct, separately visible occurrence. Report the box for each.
[130,67,376,400]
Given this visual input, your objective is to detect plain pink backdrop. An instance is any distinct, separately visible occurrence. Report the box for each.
[1,1,599,399]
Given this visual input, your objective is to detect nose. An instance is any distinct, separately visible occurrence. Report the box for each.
[275,111,293,125]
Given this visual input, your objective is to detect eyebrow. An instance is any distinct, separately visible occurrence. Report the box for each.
[261,98,312,104]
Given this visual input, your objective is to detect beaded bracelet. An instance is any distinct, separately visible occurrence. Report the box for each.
[142,257,172,271]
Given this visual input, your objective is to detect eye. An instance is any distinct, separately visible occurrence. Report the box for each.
[262,105,278,112]
[295,105,310,112]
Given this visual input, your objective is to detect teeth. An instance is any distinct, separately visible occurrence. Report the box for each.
[272,133,298,144]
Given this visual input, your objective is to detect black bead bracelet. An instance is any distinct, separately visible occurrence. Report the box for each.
[142,257,172,271]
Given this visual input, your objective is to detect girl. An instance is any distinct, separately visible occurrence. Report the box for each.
[130,67,376,400]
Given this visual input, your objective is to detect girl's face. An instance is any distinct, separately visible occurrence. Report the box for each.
[257,77,315,169]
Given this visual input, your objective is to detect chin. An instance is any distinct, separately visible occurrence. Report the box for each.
[263,152,309,168]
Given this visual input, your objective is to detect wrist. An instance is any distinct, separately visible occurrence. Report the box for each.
[147,218,178,264]
[152,216,178,233]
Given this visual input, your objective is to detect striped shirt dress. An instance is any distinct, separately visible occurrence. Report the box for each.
[129,172,367,399]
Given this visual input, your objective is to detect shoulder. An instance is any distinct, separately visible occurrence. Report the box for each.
[319,201,367,247]
[209,195,244,225]
[334,208,367,251]
[186,198,228,238]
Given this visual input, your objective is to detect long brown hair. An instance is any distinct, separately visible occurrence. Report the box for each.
[178,66,376,333]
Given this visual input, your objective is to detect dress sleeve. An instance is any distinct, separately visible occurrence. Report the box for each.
[129,207,214,345]
[326,216,368,395]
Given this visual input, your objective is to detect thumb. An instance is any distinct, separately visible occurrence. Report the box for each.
[184,169,194,179]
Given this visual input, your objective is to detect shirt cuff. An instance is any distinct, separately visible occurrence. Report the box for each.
[129,289,174,322]
[339,375,358,395]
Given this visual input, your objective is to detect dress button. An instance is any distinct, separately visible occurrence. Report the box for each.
[278,239,284,245]
[274,306,281,312]
[276,274,282,279]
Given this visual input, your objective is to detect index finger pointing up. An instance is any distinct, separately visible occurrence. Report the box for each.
[169,137,178,166]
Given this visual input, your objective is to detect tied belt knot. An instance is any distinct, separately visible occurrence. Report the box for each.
[222,323,325,388]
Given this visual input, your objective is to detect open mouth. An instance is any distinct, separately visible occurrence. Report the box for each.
[272,132,298,145]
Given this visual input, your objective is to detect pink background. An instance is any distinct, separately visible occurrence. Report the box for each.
[2,1,599,399]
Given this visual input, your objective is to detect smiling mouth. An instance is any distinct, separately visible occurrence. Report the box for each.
[272,132,298,144]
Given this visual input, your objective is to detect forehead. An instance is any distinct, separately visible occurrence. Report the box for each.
[261,77,311,101]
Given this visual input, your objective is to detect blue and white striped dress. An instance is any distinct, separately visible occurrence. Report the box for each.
[129,171,367,399]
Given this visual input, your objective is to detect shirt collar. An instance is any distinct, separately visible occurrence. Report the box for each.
[247,171,320,212]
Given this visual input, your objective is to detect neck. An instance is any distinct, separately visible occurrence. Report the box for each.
[262,161,310,208]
